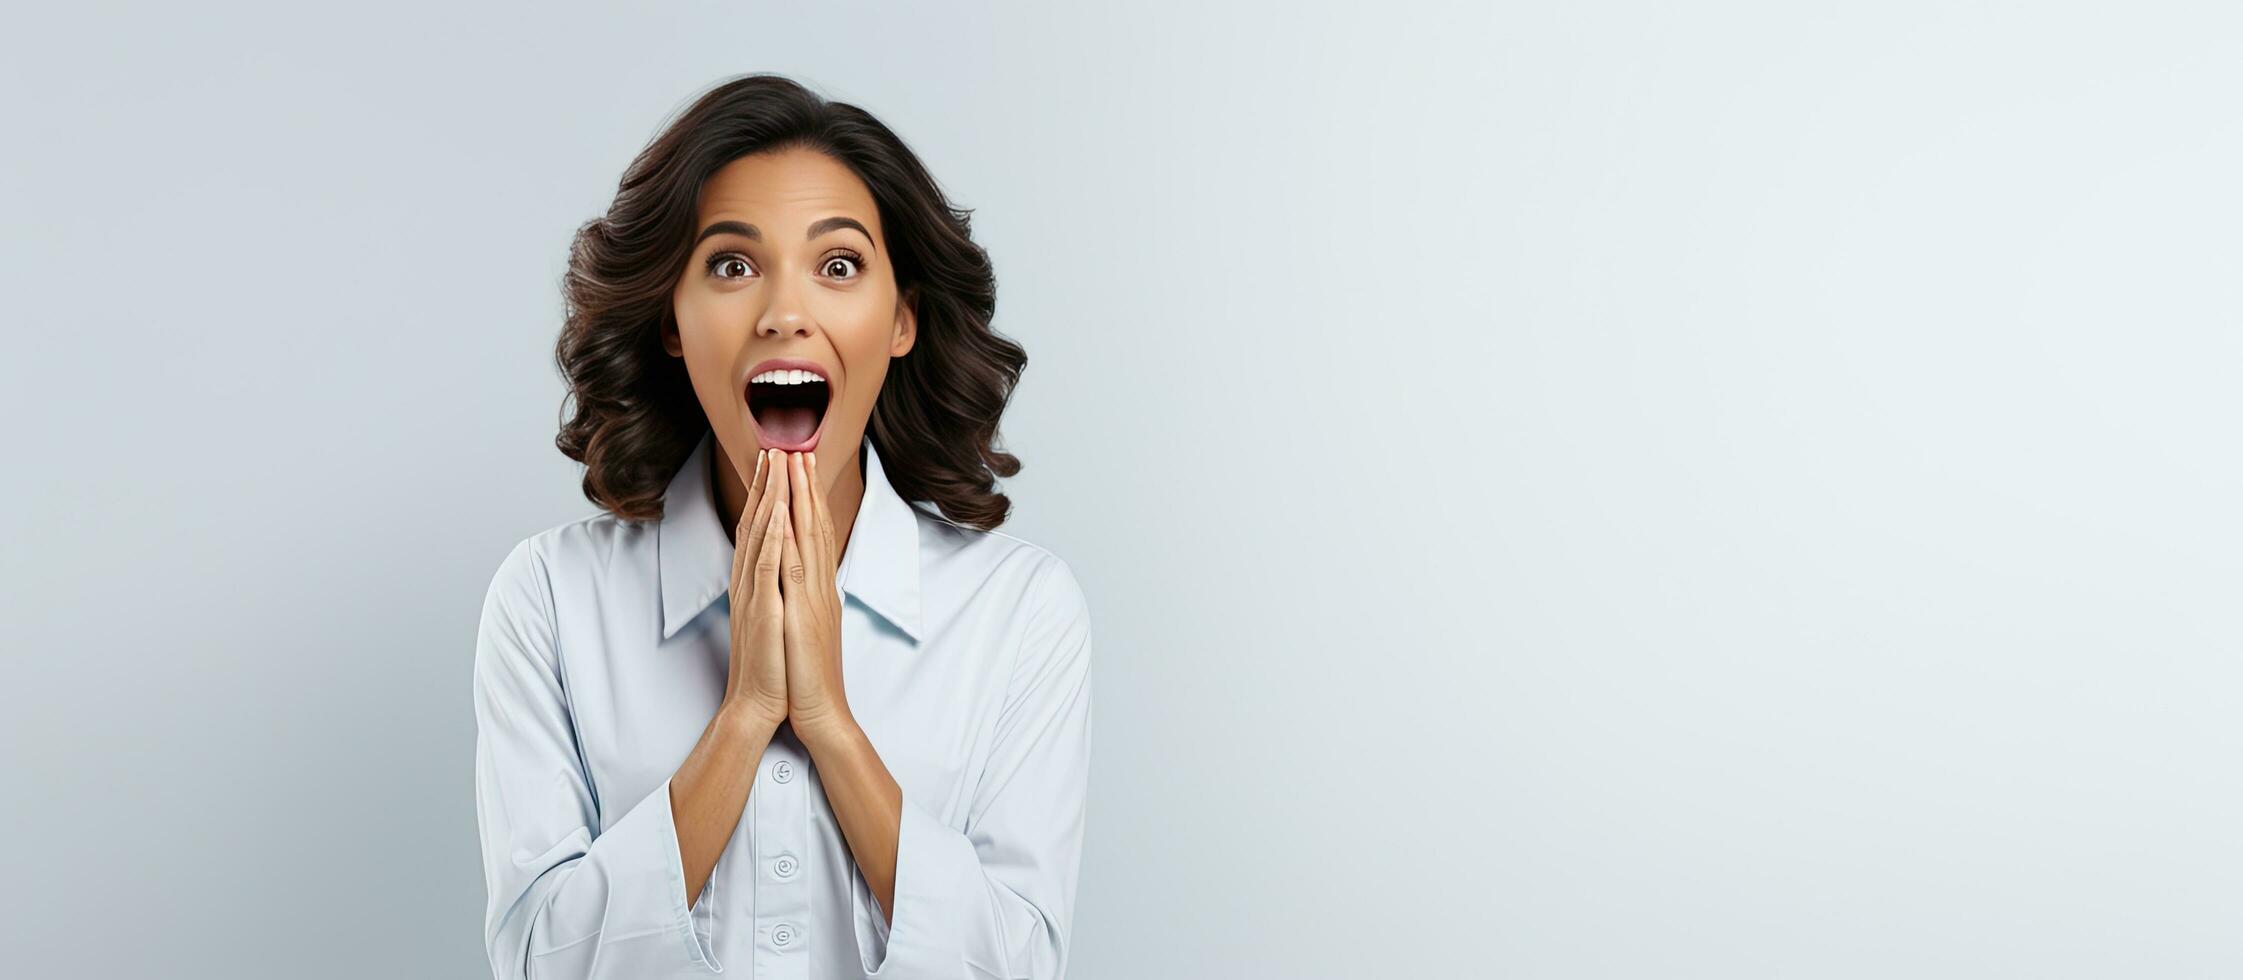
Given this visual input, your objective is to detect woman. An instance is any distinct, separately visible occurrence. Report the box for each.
[472,74,1093,980]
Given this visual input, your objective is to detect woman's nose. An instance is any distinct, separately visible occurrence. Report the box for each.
[754,273,818,337]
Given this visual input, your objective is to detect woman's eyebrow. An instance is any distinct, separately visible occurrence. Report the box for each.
[694,217,875,251]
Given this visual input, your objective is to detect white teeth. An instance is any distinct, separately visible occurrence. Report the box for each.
[750,368,826,385]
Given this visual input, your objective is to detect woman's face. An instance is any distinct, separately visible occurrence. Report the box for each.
[666,145,916,492]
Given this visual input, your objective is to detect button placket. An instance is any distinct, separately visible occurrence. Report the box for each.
[754,732,811,975]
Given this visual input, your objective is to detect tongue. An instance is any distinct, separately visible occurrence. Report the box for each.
[754,405,820,444]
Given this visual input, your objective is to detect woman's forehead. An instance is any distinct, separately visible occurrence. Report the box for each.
[698,150,878,232]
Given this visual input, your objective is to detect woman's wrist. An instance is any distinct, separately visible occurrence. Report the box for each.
[793,708,863,755]
[716,698,787,740]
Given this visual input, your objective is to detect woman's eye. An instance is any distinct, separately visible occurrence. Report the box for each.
[709,253,753,280]
[824,254,863,279]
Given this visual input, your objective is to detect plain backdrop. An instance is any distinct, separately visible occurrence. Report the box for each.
[3,2,2238,977]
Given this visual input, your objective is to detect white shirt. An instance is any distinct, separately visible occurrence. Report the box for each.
[473,429,1093,979]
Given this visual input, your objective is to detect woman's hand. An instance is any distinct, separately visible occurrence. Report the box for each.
[724,448,791,729]
[778,450,851,736]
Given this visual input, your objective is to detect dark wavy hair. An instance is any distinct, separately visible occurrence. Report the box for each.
[554,73,1024,530]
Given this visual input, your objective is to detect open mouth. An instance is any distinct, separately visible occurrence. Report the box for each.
[746,372,832,451]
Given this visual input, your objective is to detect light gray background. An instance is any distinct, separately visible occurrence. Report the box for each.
[3,2,2236,977]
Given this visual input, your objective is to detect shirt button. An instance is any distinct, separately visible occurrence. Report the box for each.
[774,855,797,878]
[773,923,796,947]
[772,760,794,783]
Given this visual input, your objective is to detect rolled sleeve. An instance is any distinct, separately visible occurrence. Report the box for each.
[850,555,1095,980]
[474,538,724,978]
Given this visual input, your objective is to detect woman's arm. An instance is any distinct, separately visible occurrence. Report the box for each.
[798,715,904,920]
[476,538,756,978]
[799,555,1095,980]
[671,704,782,909]
[674,443,793,908]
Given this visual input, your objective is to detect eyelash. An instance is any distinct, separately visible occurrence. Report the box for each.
[705,249,866,282]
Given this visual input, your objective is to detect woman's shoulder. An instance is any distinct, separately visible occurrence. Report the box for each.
[907,501,1089,621]
[484,509,656,601]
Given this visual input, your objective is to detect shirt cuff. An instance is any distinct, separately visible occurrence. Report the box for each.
[851,791,1001,978]
[850,846,891,969]
[528,775,723,974]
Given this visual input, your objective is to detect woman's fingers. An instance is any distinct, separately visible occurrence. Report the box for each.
[808,452,835,565]
[780,495,798,605]
[756,495,788,616]
[779,494,804,597]
[742,449,785,566]
[750,448,781,536]
[746,449,766,517]
[799,451,822,566]
[787,451,815,574]
[732,450,769,590]
[748,450,769,527]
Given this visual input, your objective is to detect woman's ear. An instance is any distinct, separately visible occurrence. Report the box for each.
[661,312,684,357]
[890,289,917,358]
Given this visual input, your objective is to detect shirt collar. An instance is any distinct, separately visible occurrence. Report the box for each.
[657,429,923,643]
